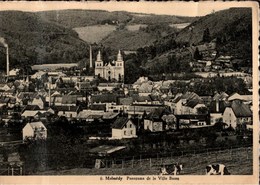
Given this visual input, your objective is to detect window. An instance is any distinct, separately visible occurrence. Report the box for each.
[129,124,132,128]
[130,130,133,135]
[124,131,126,135]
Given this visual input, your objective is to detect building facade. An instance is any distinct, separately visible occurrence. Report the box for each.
[94,50,124,82]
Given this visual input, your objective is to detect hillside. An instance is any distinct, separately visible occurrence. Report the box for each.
[101,30,156,51]
[141,8,252,74]
[130,13,196,25]
[0,11,89,71]
[73,25,117,44]
[101,23,178,50]
[176,8,252,45]
[37,10,132,28]
[37,10,196,28]
[37,9,196,50]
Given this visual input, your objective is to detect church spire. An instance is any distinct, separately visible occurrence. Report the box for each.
[117,50,123,61]
[97,50,102,61]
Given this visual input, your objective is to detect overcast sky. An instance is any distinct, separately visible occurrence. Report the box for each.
[0,1,253,17]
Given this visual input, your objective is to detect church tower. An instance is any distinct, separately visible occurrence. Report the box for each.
[115,50,124,82]
[95,50,103,67]
[94,50,104,78]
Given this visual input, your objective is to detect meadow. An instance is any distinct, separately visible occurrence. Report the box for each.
[73,25,116,43]
[35,147,252,175]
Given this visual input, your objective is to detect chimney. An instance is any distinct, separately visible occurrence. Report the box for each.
[216,99,219,112]
[6,45,9,77]
[89,45,93,68]
[48,81,51,107]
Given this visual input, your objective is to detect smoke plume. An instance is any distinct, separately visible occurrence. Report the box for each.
[0,37,8,47]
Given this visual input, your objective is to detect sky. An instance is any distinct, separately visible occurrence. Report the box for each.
[0,1,254,17]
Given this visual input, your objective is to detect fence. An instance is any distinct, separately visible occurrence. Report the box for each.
[98,147,253,175]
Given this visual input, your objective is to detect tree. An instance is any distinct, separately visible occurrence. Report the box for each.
[196,106,208,115]
[203,28,211,42]
[193,47,202,60]
[162,114,177,130]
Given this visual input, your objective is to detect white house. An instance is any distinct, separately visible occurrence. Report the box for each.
[111,117,137,139]
[222,100,252,128]
[22,121,47,140]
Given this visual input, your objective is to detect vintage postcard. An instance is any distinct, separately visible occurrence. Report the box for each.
[0,1,258,184]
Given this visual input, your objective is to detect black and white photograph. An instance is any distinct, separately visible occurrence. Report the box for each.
[0,1,258,184]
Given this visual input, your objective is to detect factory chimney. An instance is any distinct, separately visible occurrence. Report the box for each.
[6,45,9,77]
[89,45,93,68]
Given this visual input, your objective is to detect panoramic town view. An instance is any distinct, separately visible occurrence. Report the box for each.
[0,4,254,176]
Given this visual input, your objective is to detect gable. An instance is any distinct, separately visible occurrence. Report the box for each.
[223,107,235,117]
[23,123,34,132]
[126,120,135,129]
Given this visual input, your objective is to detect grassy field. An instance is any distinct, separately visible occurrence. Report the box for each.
[73,25,116,43]
[126,24,147,31]
[169,23,190,29]
[35,147,252,175]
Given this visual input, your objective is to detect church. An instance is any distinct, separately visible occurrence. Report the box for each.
[94,50,124,82]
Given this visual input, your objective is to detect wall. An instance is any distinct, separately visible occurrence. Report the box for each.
[223,107,237,128]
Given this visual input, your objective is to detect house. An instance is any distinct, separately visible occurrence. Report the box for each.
[138,82,154,96]
[16,92,36,105]
[29,95,45,109]
[0,84,12,91]
[222,100,252,128]
[61,95,77,106]
[144,108,170,132]
[91,93,118,111]
[213,92,229,101]
[173,92,205,115]
[97,83,121,92]
[228,93,252,104]
[176,114,210,129]
[111,117,137,139]
[133,76,149,90]
[132,95,152,105]
[76,81,93,92]
[21,110,40,118]
[22,121,47,140]
[9,68,20,77]
[118,97,133,105]
[77,109,104,120]
[209,100,230,125]
[0,97,10,107]
[51,94,63,106]
[55,106,80,119]
[128,104,166,116]
[89,104,106,111]
[31,71,48,81]
[227,93,242,101]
